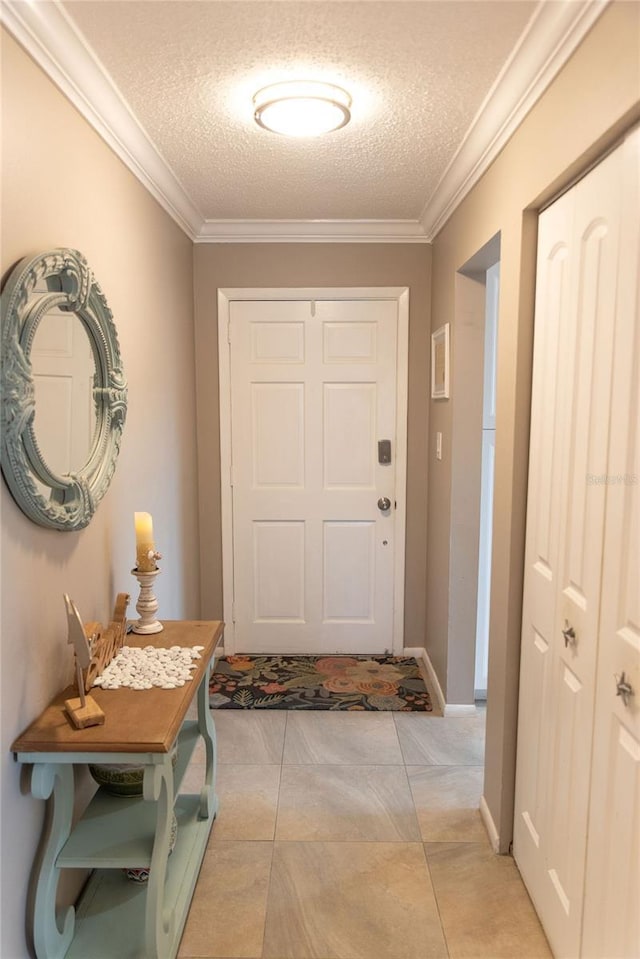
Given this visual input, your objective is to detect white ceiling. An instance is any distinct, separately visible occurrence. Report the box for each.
[61,0,536,221]
[3,0,606,241]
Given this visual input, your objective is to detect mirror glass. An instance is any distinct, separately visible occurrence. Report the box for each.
[1,249,127,530]
[31,305,97,486]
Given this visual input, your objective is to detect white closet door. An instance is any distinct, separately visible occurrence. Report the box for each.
[514,140,625,958]
[541,143,623,959]
[514,181,579,929]
[581,129,640,959]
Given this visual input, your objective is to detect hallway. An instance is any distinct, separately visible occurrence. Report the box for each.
[178,709,551,958]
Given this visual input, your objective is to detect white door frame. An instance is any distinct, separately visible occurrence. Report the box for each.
[218,286,409,656]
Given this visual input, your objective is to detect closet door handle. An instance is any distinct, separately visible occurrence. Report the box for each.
[615,672,633,708]
[562,621,576,648]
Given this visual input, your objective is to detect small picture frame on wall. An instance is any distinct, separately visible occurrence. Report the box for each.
[431,323,450,399]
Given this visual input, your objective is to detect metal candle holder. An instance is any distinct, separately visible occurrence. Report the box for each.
[131,555,163,634]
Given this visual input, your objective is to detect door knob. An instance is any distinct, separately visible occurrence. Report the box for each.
[562,621,576,648]
[615,671,634,708]
[377,497,391,512]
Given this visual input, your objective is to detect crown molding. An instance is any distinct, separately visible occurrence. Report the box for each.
[2,0,609,244]
[420,0,610,241]
[1,0,204,240]
[196,219,429,243]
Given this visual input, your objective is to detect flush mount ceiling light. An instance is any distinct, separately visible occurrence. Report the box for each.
[253,81,351,137]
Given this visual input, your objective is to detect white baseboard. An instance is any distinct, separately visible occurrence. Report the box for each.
[404,646,446,715]
[404,647,478,717]
[480,794,500,852]
[443,703,478,717]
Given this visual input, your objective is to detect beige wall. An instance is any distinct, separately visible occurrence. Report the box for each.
[193,244,431,646]
[427,0,640,849]
[1,32,199,957]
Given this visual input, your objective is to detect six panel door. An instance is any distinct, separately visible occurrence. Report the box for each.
[229,298,398,654]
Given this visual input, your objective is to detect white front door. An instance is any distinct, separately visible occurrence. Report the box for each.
[220,291,408,655]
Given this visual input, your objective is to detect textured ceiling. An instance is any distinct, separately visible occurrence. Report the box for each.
[62,0,537,223]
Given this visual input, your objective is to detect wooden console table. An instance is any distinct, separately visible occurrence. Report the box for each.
[11,620,224,959]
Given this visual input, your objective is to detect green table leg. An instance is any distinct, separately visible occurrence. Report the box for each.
[30,763,75,959]
[197,658,218,820]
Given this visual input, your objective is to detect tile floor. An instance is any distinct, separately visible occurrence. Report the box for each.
[178,709,551,959]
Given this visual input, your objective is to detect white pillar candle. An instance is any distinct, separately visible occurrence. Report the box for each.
[134,512,156,571]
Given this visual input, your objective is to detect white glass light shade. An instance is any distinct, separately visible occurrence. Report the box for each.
[253,81,351,137]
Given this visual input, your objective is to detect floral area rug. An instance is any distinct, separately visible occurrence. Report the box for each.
[209,655,433,711]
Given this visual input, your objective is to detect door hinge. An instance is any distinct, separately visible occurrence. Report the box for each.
[229,464,234,487]
[231,601,236,623]
[227,319,232,344]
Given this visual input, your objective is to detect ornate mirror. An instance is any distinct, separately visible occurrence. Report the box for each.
[1,249,127,530]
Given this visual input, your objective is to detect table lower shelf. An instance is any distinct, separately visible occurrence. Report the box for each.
[58,721,203,869]
[65,792,217,959]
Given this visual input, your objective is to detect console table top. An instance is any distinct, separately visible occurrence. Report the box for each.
[11,620,223,755]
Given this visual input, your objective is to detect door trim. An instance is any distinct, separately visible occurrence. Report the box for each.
[218,286,409,656]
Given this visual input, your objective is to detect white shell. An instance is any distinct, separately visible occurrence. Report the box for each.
[94,644,204,690]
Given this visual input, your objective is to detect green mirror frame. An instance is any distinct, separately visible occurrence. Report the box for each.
[1,249,127,530]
